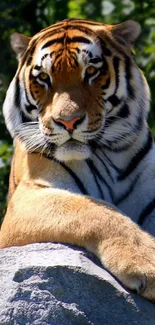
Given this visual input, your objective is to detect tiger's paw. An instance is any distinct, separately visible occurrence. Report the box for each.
[98,237,155,301]
[118,267,155,301]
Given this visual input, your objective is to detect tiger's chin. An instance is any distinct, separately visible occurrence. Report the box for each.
[54,140,91,162]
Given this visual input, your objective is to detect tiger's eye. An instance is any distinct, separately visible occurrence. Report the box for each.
[38,72,49,80]
[86,66,98,76]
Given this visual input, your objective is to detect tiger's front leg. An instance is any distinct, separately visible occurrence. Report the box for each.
[1,182,155,301]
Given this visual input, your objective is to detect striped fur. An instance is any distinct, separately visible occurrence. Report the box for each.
[2,19,155,300]
[3,18,154,234]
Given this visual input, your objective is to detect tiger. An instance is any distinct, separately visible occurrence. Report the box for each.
[1,18,155,301]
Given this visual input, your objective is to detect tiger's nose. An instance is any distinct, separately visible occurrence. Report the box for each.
[54,115,85,132]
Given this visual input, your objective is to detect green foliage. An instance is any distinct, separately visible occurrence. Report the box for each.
[0,141,13,221]
[0,0,155,223]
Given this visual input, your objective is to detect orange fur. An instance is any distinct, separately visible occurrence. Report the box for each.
[1,139,155,301]
[1,19,155,302]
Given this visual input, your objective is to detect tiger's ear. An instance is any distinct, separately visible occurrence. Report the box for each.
[109,20,141,48]
[11,33,31,60]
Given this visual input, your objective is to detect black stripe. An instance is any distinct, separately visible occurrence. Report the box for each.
[102,47,111,57]
[101,151,122,174]
[118,130,153,180]
[42,37,64,49]
[41,54,49,61]
[103,57,119,100]
[21,40,38,67]
[99,39,112,56]
[134,114,143,132]
[113,56,120,92]
[102,77,110,90]
[105,103,139,128]
[89,57,101,64]
[117,103,129,118]
[29,68,40,100]
[86,160,104,199]
[104,138,134,153]
[73,47,80,54]
[67,50,79,67]
[69,19,104,26]
[21,111,33,123]
[42,35,92,50]
[104,116,118,127]
[53,51,63,64]
[14,76,37,121]
[107,95,121,107]
[94,152,114,183]
[138,198,155,225]
[14,77,20,108]
[40,25,95,44]
[105,104,129,125]
[105,113,142,135]
[58,161,89,195]
[39,22,65,33]
[39,30,64,42]
[125,56,134,98]
[25,104,38,113]
[67,56,75,68]
[104,114,146,153]
[115,171,143,205]
[67,49,77,59]
[23,71,33,104]
[67,36,91,44]
[104,114,124,127]
[86,159,114,201]
[33,65,41,71]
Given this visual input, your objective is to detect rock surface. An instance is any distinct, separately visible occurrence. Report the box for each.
[0,242,155,324]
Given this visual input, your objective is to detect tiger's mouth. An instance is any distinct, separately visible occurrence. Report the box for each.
[15,120,95,162]
[54,138,92,162]
[62,139,84,146]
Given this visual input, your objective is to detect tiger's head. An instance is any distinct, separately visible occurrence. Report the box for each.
[3,18,150,161]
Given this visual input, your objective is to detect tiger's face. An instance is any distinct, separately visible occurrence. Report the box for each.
[4,19,148,162]
[24,29,107,161]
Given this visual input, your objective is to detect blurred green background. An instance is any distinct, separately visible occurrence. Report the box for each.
[0,0,155,223]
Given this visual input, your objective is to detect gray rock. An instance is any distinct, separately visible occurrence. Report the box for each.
[0,243,155,325]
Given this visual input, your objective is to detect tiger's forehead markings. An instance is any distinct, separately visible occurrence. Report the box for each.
[33,30,103,74]
[41,36,92,50]
[78,42,102,66]
[32,56,53,76]
[36,22,99,42]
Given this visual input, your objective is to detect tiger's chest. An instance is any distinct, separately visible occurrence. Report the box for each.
[37,157,118,203]
[34,152,155,228]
